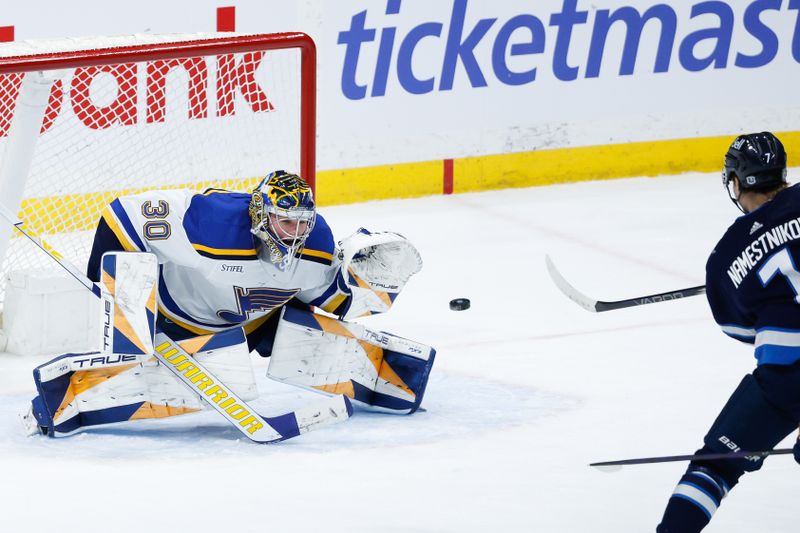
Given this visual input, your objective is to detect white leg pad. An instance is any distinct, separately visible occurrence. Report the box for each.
[268,307,435,414]
[27,328,257,436]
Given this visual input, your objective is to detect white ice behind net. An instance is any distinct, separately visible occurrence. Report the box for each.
[0,34,302,302]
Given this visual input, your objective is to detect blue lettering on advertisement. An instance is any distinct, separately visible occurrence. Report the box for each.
[793,0,800,61]
[337,0,800,99]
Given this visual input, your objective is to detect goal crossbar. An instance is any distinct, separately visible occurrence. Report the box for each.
[0,32,316,186]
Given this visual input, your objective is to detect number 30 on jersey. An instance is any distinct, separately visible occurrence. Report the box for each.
[141,200,171,241]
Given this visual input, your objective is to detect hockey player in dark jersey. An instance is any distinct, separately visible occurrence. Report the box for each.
[657,132,800,532]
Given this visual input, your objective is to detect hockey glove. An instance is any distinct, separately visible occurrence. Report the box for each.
[342,228,422,292]
[337,228,422,319]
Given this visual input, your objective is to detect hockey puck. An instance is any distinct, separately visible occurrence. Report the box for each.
[449,298,471,311]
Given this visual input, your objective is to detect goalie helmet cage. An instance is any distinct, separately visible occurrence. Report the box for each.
[0,32,316,312]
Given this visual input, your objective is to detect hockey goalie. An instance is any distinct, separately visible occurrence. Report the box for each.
[22,171,436,442]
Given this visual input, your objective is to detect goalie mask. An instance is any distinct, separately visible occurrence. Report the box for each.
[249,170,316,267]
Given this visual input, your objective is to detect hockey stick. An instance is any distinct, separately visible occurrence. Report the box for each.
[545,255,706,312]
[0,204,102,297]
[590,448,794,472]
[0,203,352,443]
[152,332,351,443]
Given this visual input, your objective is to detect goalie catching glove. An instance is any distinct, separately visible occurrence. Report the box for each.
[338,228,423,319]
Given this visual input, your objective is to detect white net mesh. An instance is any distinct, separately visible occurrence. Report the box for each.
[0,33,308,303]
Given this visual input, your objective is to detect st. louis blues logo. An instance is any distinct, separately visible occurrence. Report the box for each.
[218,286,299,322]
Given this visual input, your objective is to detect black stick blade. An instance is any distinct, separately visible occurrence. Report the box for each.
[590,448,793,471]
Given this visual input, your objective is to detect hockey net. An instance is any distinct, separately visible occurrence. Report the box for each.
[0,32,315,304]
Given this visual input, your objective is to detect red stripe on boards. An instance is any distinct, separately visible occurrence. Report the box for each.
[217,6,236,32]
[0,26,14,42]
[443,159,454,195]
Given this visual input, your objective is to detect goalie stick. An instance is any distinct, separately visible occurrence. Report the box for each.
[151,331,351,442]
[590,448,793,471]
[0,203,102,297]
[545,255,706,312]
[0,202,352,443]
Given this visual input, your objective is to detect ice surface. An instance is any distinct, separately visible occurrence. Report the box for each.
[0,171,796,532]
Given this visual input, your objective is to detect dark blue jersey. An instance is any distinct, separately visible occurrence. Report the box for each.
[706,183,800,365]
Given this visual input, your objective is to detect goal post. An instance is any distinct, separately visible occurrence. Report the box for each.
[0,32,316,355]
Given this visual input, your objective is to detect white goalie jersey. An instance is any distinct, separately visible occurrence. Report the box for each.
[95,188,351,335]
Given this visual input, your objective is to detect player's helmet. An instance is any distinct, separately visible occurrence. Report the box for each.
[722,132,787,211]
[249,170,316,267]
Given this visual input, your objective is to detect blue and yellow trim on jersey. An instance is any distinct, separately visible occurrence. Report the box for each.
[298,247,334,266]
[299,214,336,266]
[101,199,146,252]
[183,189,259,261]
[157,303,279,338]
[308,269,351,315]
[190,243,258,261]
